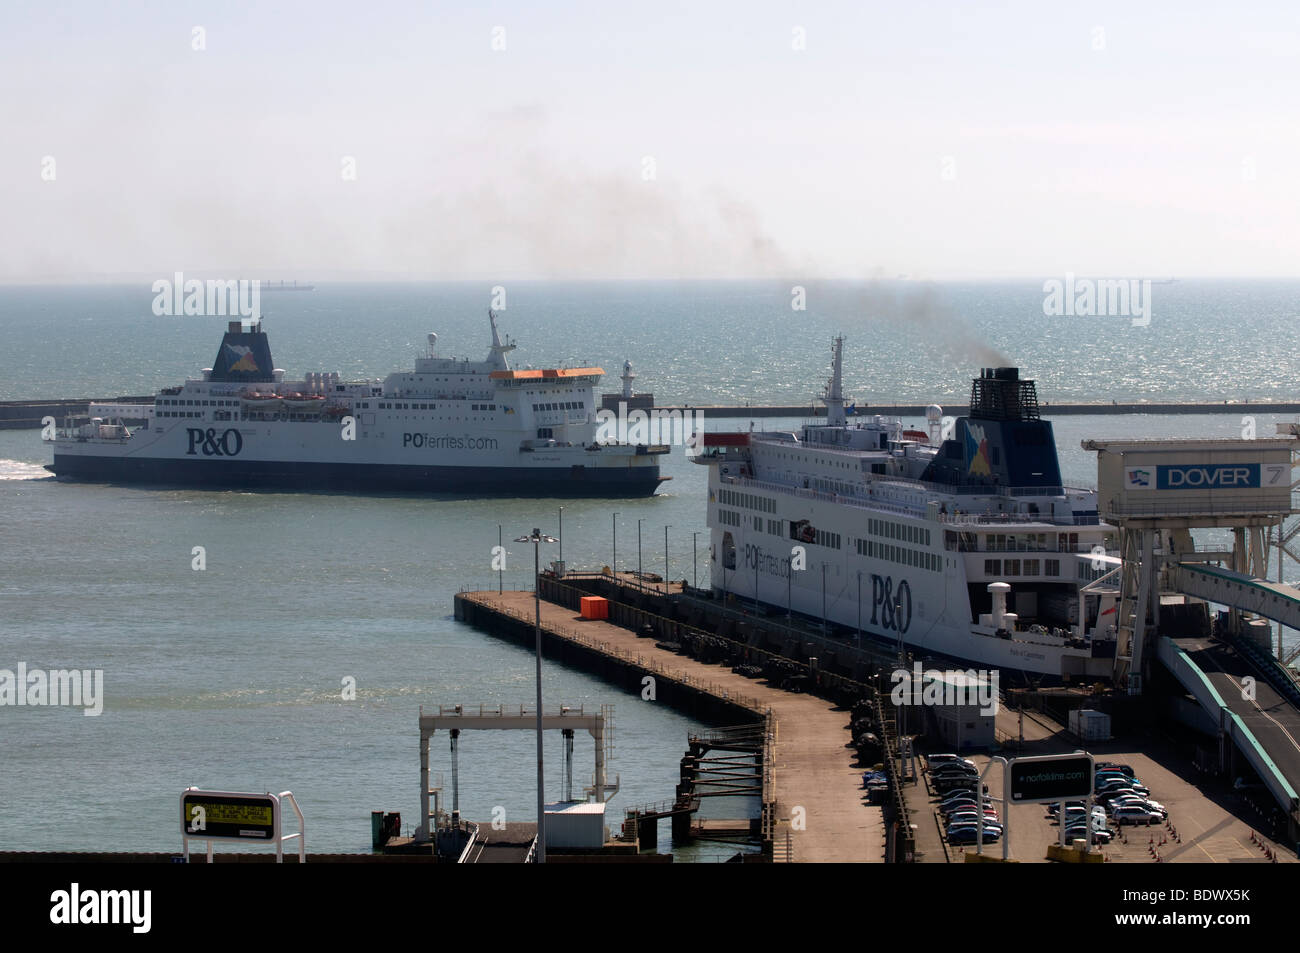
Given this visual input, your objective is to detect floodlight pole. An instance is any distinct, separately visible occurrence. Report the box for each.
[516,527,557,862]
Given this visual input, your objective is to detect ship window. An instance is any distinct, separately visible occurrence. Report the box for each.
[1046,559,1060,576]
[1023,560,1040,576]
[1005,559,1020,575]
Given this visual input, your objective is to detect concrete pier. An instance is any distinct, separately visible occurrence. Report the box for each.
[454,588,886,862]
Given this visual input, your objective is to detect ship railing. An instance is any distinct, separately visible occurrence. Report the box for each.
[435,703,588,718]
[970,540,1107,554]
[727,474,1090,526]
[720,475,926,519]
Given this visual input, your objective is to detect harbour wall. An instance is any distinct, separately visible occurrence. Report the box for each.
[4,397,1297,429]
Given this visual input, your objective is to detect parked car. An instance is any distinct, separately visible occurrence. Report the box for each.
[1063,824,1114,845]
[946,810,1000,826]
[1095,762,1135,777]
[935,779,986,794]
[947,820,1004,838]
[1097,779,1149,797]
[1096,775,1149,796]
[948,826,1002,845]
[927,754,977,770]
[1056,806,1106,826]
[1046,801,1086,814]
[1107,795,1167,819]
[1112,805,1163,825]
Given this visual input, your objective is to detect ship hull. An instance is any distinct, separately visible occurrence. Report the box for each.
[51,453,664,497]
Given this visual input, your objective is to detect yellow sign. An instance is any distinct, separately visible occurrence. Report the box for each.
[193,802,273,827]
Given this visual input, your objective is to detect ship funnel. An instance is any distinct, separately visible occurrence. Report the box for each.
[970,366,1037,421]
[987,581,1011,629]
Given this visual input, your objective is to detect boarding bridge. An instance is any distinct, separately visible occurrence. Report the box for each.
[1157,636,1300,839]
[1169,563,1300,640]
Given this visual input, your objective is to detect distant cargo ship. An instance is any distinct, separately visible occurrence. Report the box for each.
[260,280,315,291]
[47,312,668,496]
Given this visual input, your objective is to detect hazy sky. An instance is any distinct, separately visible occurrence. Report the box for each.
[4,1,1299,281]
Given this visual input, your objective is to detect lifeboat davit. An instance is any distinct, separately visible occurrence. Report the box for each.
[281,393,326,412]
[242,392,282,410]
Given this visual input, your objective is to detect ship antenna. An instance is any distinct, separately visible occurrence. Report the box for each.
[487,308,516,371]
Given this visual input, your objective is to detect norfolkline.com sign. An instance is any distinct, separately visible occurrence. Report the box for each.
[1008,753,1095,803]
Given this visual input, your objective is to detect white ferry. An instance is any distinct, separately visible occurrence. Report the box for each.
[695,338,1122,683]
[47,313,668,496]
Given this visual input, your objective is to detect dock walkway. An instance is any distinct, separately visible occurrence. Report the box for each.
[457,589,884,863]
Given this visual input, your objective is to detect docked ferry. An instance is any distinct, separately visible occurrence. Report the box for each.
[695,339,1122,683]
[47,313,668,496]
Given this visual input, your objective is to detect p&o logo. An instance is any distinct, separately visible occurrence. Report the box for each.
[870,574,912,633]
[185,427,243,457]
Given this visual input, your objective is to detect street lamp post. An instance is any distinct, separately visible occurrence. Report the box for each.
[692,531,699,590]
[498,524,503,594]
[664,525,670,588]
[515,527,558,863]
[821,563,827,631]
[857,570,862,649]
[637,518,644,589]
[558,506,563,570]
[612,512,618,577]
[787,556,792,619]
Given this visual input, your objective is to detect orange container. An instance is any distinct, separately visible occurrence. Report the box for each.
[580,596,609,620]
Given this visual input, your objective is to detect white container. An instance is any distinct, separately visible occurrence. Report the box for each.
[1069,708,1112,742]
[544,801,607,849]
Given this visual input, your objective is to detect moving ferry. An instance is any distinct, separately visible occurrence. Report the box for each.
[48,313,668,496]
